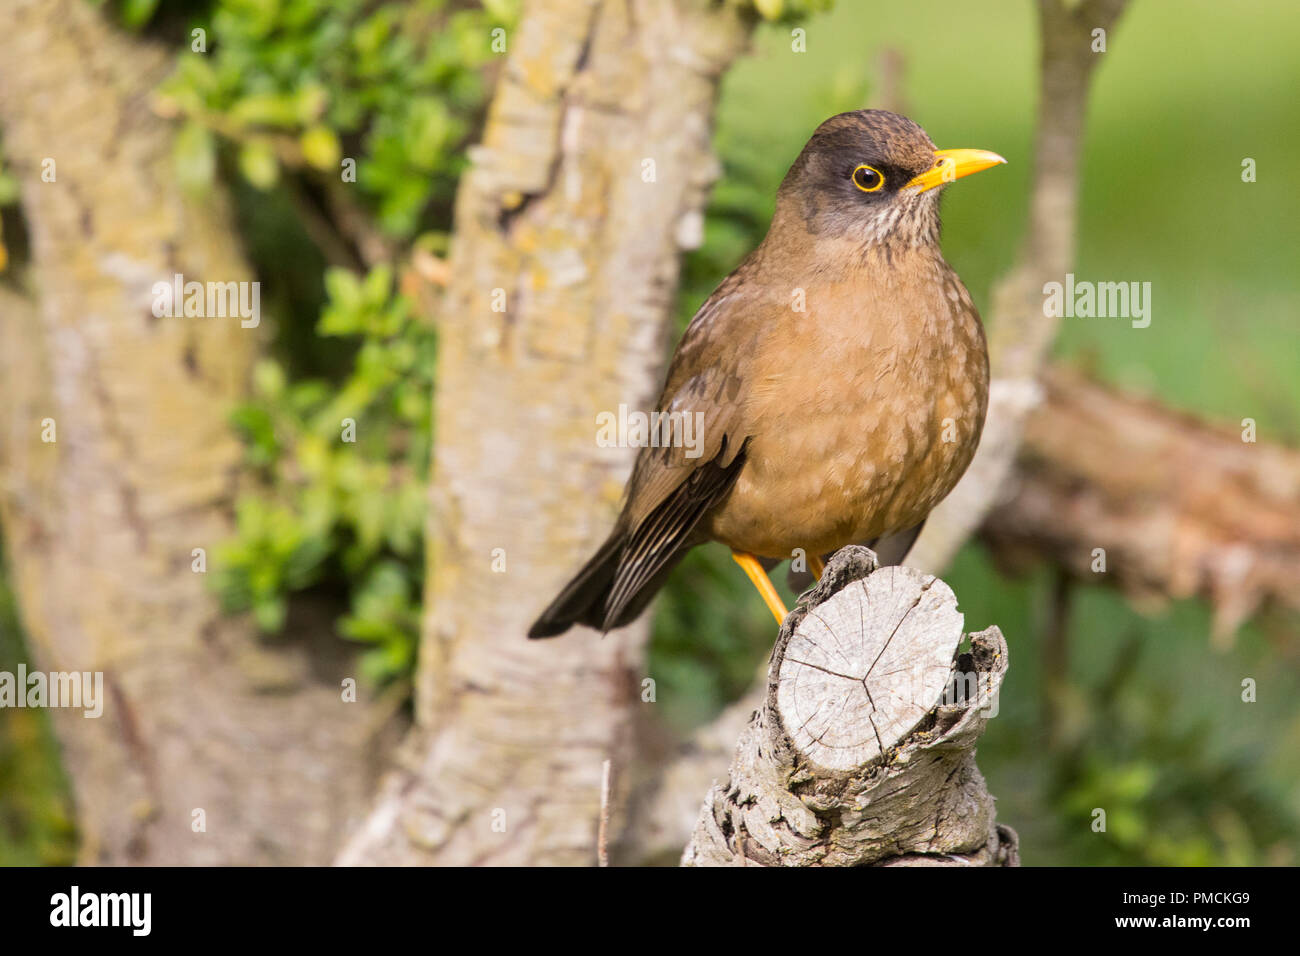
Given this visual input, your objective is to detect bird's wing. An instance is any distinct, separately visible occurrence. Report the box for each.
[601,270,764,625]
[601,437,748,629]
[622,273,759,525]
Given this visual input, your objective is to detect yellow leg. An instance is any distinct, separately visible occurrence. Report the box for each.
[731,551,788,625]
[808,553,825,580]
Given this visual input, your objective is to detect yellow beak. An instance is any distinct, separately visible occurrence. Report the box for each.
[904,148,1007,194]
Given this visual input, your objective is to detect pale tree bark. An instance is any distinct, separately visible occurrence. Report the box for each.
[0,0,381,864]
[684,547,1017,866]
[337,0,752,866]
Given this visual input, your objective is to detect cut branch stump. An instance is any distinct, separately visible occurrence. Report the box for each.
[684,546,1018,867]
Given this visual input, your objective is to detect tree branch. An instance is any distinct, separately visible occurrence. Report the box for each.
[983,365,1300,643]
[683,547,1017,867]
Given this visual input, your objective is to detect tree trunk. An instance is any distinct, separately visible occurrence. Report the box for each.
[0,0,381,864]
[337,0,752,866]
[684,547,1017,866]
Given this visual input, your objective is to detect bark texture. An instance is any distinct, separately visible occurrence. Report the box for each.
[0,0,379,864]
[684,547,1016,866]
[337,0,752,866]
[984,365,1300,643]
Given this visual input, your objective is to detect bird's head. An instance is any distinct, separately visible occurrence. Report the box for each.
[775,109,1005,251]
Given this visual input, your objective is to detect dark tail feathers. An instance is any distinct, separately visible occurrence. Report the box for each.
[527,531,623,638]
[527,530,686,639]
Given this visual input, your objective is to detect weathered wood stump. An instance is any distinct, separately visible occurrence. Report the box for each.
[683,546,1018,866]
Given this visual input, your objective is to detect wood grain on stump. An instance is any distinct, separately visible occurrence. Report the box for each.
[684,546,1017,867]
[778,568,963,772]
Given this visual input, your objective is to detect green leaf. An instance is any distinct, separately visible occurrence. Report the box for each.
[253,595,287,632]
[361,263,393,303]
[238,141,280,190]
[294,84,331,124]
[252,359,286,398]
[300,125,341,171]
[120,0,161,29]
[230,92,303,128]
[173,121,216,192]
[0,171,19,206]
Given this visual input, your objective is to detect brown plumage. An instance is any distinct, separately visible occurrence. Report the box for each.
[529,110,1003,639]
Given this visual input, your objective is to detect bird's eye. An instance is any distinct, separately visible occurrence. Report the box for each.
[852,164,885,193]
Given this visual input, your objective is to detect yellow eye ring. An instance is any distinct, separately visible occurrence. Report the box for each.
[852,164,885,192]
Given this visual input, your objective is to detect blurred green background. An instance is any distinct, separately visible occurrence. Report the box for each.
[2,0,1297,865]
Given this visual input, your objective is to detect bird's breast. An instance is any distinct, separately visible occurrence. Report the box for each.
[705,260,989,559]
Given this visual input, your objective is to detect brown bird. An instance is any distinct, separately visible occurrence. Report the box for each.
[529,110,1004,639]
